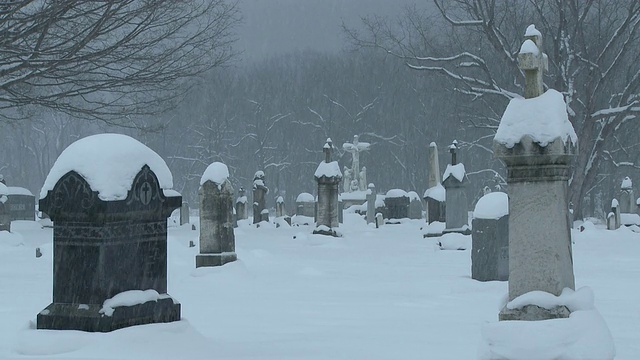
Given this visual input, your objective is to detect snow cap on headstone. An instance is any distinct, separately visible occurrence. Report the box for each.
[296,192,314,203]
[494,89,577,148]
[621,176,632,190]
[40,133,173,201]
[473,192,509,220]
[200,162,229,186]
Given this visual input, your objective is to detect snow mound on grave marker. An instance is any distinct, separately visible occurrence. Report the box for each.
[314,161,342,179]
[40,134,173,201]
[296,192,314,203]
[200,162,229,186]
[424,184,445,201]
[443,163,465,182]
[494,89,577,148]
[386,189,408,198]
[99,289,163,317]
[621,176,632,189]
[473,192,508,220]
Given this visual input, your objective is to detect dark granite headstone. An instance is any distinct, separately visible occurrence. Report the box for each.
[252,171,269,224]
[196,176,236,267]
[385,190,409,222]
[5,187,36,221]
[235,187,248,221]
[472,216,509,281]
[37,165,182,332]
[313,139,342,236]
[180,201,189,225]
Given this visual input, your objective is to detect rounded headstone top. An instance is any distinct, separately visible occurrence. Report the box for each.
[621,176,632,190]
[296,192,314,203]
[407,191,420,201]
[473,192,509,220]
[40,133,173,201]
[386,189,408,198]
[200,162,229,186]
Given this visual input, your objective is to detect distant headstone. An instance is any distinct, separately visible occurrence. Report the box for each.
[408,191,423,220]
[235,187,248,221]
[472,192,509,282]
[366,183,376,224]
[375,213,384,228]
[180,201,190,225]
[196,162,237,267]
[36,134,181,332]
[36,247,42,258]
[619,177,634,214]
[313,139,342,236]
[338,196,344,224]
[0,183,9,232]
[425,142,446,224]
[275,196,286,217]
[494,28,576,321]
[252,171,269,224]
[607,199,621,230]
[442,141,470,235]
[385,189,409,222]
[295,192,315,217]
[4,186,35,221]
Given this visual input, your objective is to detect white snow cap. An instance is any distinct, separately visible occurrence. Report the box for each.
[6,187,33,196]
[494,89,578,148]
[611,199,619,208]
[296,192,314,202]
[424,183,445,201]
[314,161,342,179]
[473,192,508,220]
[386,189,408,198]
[525,24,542,37]
[40,133,173,201]
[519,39,539,55]
[407,191,420,201]
[621,176,632,189]
[200,162,229,186]
[429,142,437,147]
[443,163,466,182]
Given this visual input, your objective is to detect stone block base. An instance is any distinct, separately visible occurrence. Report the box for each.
[442,227,471,236]
[196,252,237,267]
[37,296,181,332]
[423,232,443,238]
[499,304,570,321]
[313,228,340,237]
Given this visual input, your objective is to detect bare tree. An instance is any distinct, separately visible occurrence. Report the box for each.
[347,0,640,218]
[0,0,240,124]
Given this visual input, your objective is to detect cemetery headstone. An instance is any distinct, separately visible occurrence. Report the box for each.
[494,26,576,321]
[196,162,237,267]
[425,142,446,224]
[295,192,315,217]
[180,201,190,225]
[619,177,634,214]
[442,141,470,235]
[0,183,9,232]
[36,134,181,332]
[366,183,376,224]
[313,138,342,236]
[235,187,248,221]
[607,199,621,230]
[252,171,269,224]
[4,186,35,221]
[472,192,509,282]
[275,196,286,217]
[408,191,423,220]
[385,189,409,223]
[375,213,384,228]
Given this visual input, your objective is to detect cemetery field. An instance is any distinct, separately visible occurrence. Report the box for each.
[0,215,639,359]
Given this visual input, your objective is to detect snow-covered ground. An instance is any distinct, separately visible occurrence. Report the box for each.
[0,214,638,359]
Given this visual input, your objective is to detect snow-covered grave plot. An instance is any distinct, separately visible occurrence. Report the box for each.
[1,215,639,359]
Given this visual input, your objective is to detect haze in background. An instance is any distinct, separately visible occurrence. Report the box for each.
[236,0,423,61]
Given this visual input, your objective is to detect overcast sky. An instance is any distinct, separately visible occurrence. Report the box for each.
[236,0,424,61]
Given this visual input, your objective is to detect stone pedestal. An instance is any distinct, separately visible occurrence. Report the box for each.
[408,194,423,220]
[38,165,182,332]
[495,136,576,321]
[313,139,342,236]
[196,176,236,268]
[252,171,269,224]
[275,196,286,217]
[5,187,35,221]
[385,190,409,222]
[442,179,469,234]
[366,184,376,224]
[235,188,248,221]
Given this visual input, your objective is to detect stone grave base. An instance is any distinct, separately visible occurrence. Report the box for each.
[37,296,181,332]
[499,304,570,321]
[196,252,237,267]
[442,227,472,236]
[313,228,340,237]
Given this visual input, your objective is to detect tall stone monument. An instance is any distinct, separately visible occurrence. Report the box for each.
[314,138,342,236]
[196,162,237,267]
[424,142,446,224]
[619,177,634,214]
[366,183,376,224]
[36,134,181,332]
[442,141,470,235]
[342,135,370,192]
[252,171,269,224]
[494,25,576,321]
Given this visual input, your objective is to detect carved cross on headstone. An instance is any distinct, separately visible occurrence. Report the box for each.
[518,24,548,99]
[324,138,332,163]
[140,182,152,205]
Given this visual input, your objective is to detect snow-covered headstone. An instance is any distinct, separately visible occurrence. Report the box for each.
[494,26,577,321]
[2,185,35,221]
[235,187,248,221]
[37,133,182,332]
[313,138,342,236]
[295,192,315,218]
[275,195,286,217]
[442,141,470,235]
[366,183,376,224]
[607,198,621,230]
[252,170,269,224]
[472,192,509,282]
[407,191,423,220]
[384,189,409,223]
[619,176,634,214]
[197,162,237,267]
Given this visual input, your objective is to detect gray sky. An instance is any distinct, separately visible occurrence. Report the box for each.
[236,0,422,61]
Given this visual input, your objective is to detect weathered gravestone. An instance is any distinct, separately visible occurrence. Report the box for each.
[252,171,269,224]
[235,187,248,221]
[275,196,286,217]
[442,141,470,235]
[366,183,376,224]
[295,192,315,217]
[313,139,342,236]
[0,183,9,232]
[424,142,446,224]
[607,199,621,230]
[180,201,190,225]
[408,191,423,220]
[37,134,181,332]
[619,177,634,214]
[4,186,36,221]
[472,192,509,282]
[196,162,237,267]
[385,189,409,223]
[494,26,576,321]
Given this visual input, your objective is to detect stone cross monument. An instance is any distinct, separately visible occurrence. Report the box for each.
[495,25,577,321]
[342,135,370,192]
[314,138,342,236]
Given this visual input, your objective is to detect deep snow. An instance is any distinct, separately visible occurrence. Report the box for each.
[0,214,638,359]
